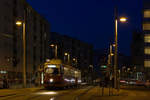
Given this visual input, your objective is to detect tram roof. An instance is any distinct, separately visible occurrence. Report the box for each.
[45,59,62,65]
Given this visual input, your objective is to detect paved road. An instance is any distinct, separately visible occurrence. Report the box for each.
[1,86,150,100]
[0,86,98,100]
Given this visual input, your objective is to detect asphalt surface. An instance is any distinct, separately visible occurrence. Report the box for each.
[0,86,97,100]
[0,85,150,100]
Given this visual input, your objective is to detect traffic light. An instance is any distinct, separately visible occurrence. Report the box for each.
[100,65,109,73]
[101,65,107,69]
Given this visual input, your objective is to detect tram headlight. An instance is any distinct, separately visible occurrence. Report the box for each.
[49,79,54,83]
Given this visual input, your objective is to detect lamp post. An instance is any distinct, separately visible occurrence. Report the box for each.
[50,44,58,59]
[16,20,26,88]
[114,7,127,89]
[64,53,70,64]
[73,58,78,67]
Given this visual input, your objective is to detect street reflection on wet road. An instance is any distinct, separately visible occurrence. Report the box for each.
[35,91,58,95]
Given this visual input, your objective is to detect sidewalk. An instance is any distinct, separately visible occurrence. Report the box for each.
[85,86,125,99]
[96,87,122,96]
[0,87,44,97]
[78,86,125,100]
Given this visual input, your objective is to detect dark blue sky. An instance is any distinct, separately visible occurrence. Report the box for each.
[26,0,143,55]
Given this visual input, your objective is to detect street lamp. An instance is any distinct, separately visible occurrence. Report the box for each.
[114,8,127,90]
[73,58,78,67]
[120,17,127,23]
[50,44,58,59]
[16,21,22,26]
[64,52,70,64]
[16,20,26,88]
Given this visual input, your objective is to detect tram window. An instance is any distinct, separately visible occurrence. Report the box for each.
[53,68,59,74]
[45,68,59,74]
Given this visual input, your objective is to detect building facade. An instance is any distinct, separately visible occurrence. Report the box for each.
[131,31,144,72]
[0,0,50,86]
[50,32,93,83]
[143,0,150,78]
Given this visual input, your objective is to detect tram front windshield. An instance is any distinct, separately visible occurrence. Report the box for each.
[45,68,59,75]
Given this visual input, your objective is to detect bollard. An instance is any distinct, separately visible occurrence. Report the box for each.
[102,86,104,96]
[109,85,110,96]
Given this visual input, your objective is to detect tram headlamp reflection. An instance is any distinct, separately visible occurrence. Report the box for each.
[50,78,54,83]
[36,91,57,95]
[50,97,55,100]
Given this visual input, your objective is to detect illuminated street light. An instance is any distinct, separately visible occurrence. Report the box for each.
[112,44,116,47]
[73,58,76,61]
[16,21,22,26]
[114,8,128,90]
[111,53,114,56]
[64,53,68,56]
[120,17,127,23]
[64,52,70,64]
[50,44,57,58]
[73,58,78,67]
[50,44,55,47]
[16,20,26,88]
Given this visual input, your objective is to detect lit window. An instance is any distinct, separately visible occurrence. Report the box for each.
[145,47,150,54]
[143,23,150,30]
[144,60,150,67]
[145,35,150,43]
[144,10,150,18]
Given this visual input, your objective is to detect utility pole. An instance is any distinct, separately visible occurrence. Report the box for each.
[22,22,26,88]
[55,45,57,59]
[16,16,27,88]
[114,6,118,89]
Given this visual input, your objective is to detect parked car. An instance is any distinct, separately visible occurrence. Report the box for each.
[128,79,137,85]
[136,80,145,86]
[145,80,150,88]
[120,79,128,86]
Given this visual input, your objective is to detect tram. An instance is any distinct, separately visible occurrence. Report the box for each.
[43,59,81,89]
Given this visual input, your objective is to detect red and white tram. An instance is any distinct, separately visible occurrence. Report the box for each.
[43,59,81,89]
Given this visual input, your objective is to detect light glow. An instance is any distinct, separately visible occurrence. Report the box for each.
[16,21,22,26]
[64,53,68,56]
[120,80,126,83]
[41,72,44,84]
[145,34,150,43]
[50,97,55,100]
[50,44,55,47]
[120,17,127,22]
[47,65,56,68]
[78,80,82,83]
[144,60,150,67]
[73,58,76,61]
[64,78,75,83]
[50,78,54,83]
[143,23,150,30]
[0,71,7,74]
[110,53,114,56]
[36,91,57,95]
[144,10,150,18]
[71,78,75,82]
[145,47,150,55]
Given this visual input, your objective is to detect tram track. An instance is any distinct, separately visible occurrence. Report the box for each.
[74,86,95,100]
[49,86,95,100]
[0,85,94,100]
[17,85,91,100]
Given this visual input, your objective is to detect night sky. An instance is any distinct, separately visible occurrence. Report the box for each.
[26,0,143,55]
